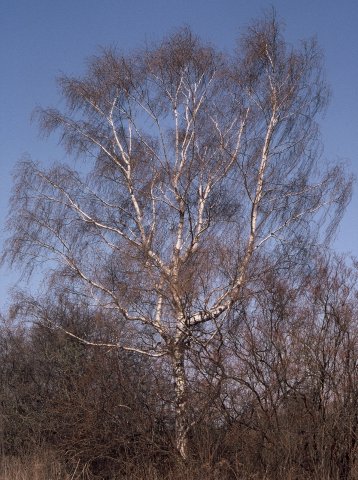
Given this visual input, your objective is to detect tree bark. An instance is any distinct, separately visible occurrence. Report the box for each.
[173,340,188,460]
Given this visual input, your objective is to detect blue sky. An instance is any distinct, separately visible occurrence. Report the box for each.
[1,0,358,306]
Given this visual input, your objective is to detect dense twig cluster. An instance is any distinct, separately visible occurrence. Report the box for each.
[1,253,358,479]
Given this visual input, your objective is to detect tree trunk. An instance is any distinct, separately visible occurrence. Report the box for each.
[173,342,188,460]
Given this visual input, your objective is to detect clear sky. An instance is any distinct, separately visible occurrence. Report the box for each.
[1,0,358,307]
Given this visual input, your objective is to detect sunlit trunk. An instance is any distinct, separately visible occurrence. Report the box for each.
[173,341,188,460]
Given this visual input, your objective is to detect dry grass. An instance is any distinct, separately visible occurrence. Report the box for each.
[0,454,247,480]
[2,454,357,480]
[0,453,71,480]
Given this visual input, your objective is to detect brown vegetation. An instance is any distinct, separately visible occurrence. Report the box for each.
[1,254,358,479]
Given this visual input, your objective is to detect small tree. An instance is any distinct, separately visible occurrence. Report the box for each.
[3,14,352,459]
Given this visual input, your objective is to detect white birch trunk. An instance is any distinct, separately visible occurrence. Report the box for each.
[172,340,188,460]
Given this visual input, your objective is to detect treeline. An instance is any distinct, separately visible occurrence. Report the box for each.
[1,253,358,479]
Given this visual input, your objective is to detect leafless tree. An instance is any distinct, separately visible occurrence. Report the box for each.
[212,252,358,479]
[3,14,352,459]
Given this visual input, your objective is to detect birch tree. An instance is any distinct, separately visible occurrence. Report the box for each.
[3,15,352,459]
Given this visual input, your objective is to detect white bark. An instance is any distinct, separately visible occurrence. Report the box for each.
[173,339,188,460]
